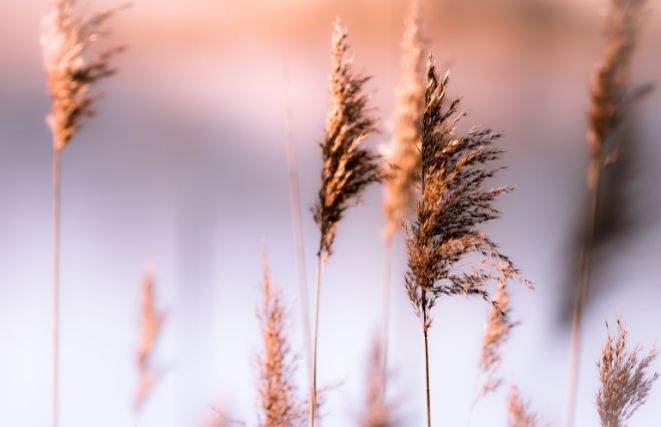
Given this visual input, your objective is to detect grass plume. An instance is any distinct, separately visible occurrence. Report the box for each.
[565,1,650,424]
[41,1,124,425]
[257,255,306,427]
[508,385,540,427]
[405,55,530,427]
[309,19,383,427]
[382,0,425,242]
[134,268,166,413]
[596,317,658,427]
[475,269,516,402]
[380,0,426,395]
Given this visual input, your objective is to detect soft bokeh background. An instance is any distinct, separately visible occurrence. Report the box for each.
[1,0,660,426]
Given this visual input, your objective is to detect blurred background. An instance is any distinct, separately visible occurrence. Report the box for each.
[1,0,660,425]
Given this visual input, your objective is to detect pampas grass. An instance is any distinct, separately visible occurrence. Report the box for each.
[380,0,426,393]
[596,317,658,427]
[405,55,530,427]
[257,256,306,427]
[309,19,383,427]
[565,0,650,424]
[41,1,124,425]
[134,268,166,413]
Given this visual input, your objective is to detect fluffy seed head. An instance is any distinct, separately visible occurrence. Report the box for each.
[596,317,658,427]
[257,256,305,427]
[313,19,384,258]
[382,0,425,241]
[41,0,125,151]
[587,0,649,188]
[508,385,539,427]
[405,55,531,331]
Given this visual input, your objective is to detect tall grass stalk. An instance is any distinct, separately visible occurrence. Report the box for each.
[41,1,124,424]
[381,0,425,393]
[565,1,649,424]
[405,55,530,427]
[282,60,312,384]
[309,20,383,427]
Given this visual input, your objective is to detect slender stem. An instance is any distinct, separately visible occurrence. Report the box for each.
[52,147,62,427]
[309,252,323,427]
[565,165,602,427]
[381,235,393,400]
[282,60,312,384]
[422,316,431,427]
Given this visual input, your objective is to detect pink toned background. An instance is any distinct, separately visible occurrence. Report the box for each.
[1,0,661,426]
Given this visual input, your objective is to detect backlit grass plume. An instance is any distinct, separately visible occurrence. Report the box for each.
[379,0,426,394]
[508,386,540,427]
[382,0,425,242]
[257,256,306,427]
[565,1,650,424]
[405,55,530,427]
[596,317,658,427]
[470,268,516,415]
[41,1,124,425]
[309,20,383,427]
[134,269,166,413]
[42,0,125,152]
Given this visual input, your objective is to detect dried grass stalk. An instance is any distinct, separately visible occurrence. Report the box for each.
[309,20,383,427]
[41,2,124,425]
[405,55,530,427]
[257,256,306,427]
[596,317,658,427]
[566,1,650,424]
[380,0,426,396]
[134,269,166,412]
[508,385,539,427]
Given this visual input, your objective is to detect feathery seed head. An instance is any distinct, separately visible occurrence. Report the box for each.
[475,268,516,400]
[313,20,384,258]
[382,0,426,241]
[41,0,125,151]
[596,317,658,427]
[587,0,649,188]
[257,256,305,427]
[134,268,166,412]
[405,55,531,331]
[508,385,539,427]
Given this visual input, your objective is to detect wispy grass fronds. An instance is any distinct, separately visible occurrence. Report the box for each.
[586,0,650,190]
[382,0,425,242]
[41,2,125,425]
[42,0,126,151]
[596,317,658,427]
[475,269,515,402]
[379,0,426,396]
[508,386,539,427]
[359,336,398,427]
[566,1,650,424]
[134,269,166,412]
[312,19,383,259]
[258,255,306,427]
[309,19,383,427]
[405,55,530,427]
